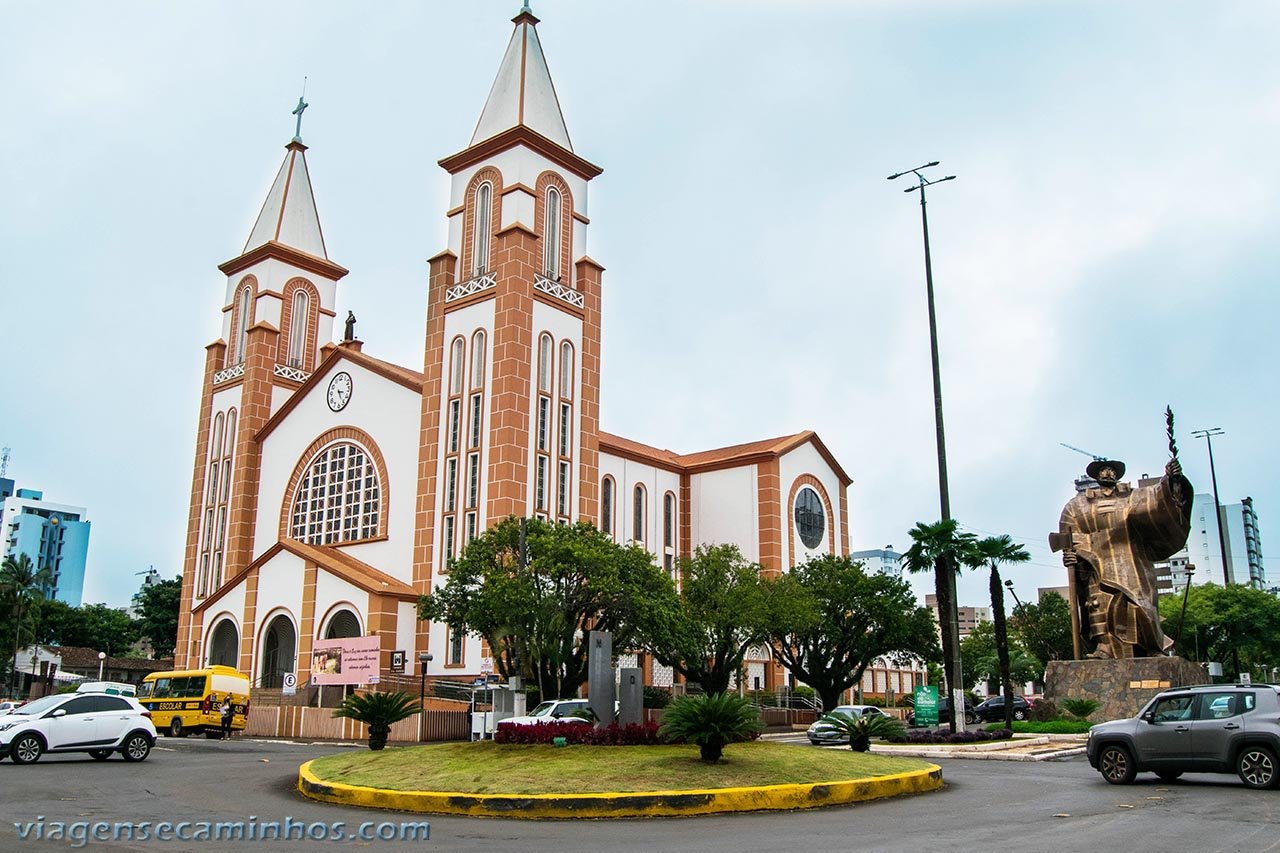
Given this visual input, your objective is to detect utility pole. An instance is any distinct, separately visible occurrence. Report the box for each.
[888,161,963,722]
[1191,428,1231,586]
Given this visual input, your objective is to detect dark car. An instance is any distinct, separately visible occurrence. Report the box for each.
[974,694,1031,722]
[906,697,977,727]
[1087,683,1280,789]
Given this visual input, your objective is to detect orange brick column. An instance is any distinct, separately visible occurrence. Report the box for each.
[225,322,278,575]
[485,222,538,521]
[176,340,224,668]
[575,256,604,523]
[757,459,782,577]
[237,568,261,676]
[410,249,456,661]
[366,592,399,673]
[296,560,319,679]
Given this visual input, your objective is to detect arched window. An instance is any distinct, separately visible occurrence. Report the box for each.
[207,619,239,668]
[470,330,487,389]
[287,289,309,368]
[543,187,561,279]
[794,487,825,549]
[601,476,614,538]
[449,337,465,396]
[324,609,361,639]
[663,492,676,576]
[231,285,252,364]
[289,442,382,544]
[473,181,492,274]
[560,341,574,400]
[538,334,553,393]
[633,484,646,545]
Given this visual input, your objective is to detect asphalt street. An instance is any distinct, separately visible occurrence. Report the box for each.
[0,735,1276,852]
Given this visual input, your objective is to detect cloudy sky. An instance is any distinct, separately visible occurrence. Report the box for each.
[2,0,1276,609]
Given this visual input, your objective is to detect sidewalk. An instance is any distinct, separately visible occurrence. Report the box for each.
[762,730,1087,762]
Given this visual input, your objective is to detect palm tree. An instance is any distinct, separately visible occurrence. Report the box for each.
[902,520,977,733]
[973,535,1031,730]
[1,554,54,696]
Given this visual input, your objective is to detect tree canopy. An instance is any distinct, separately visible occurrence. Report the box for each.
[1008,589,1074,670]
[760,554,939,712]
[418,516,662,700]
[629,544,768,695]
[1159,583,1280,675]
[134,577,182,658]
[959,621,1041,688]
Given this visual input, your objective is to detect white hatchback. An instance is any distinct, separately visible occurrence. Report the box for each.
[0,692,157,765]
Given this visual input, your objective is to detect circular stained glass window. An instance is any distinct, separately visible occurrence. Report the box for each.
[794,487,824,549]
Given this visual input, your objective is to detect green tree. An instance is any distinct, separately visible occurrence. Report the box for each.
[2,554,54,694]
[135,577,182,657]
[34,598,82,646]
[902,519,976,731]
[760,554,939,712]
[1159,583,1280,674]
[1009,589,1074,670]
[76,604,141,656]
[631,544,767,695]
[419,517,662,700]
[959,621,1041,688]
[973,535,1031,729]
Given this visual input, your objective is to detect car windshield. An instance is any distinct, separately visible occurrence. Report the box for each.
[528,702,556,717]
[10,695,66,716]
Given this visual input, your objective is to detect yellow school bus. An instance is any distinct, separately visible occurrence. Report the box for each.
[137,666,250,738]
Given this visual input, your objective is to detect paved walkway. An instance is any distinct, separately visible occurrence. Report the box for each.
[761,730,1088,761]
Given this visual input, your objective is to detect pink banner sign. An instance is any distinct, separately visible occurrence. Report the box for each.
[310,635,381,686]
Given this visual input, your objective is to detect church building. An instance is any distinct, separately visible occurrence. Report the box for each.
[174,6,853,693]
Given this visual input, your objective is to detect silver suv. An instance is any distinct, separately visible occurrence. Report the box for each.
[1087,683,1280,789]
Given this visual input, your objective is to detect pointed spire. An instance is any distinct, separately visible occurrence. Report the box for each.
[470,4,573,151]
[243,130,328,259]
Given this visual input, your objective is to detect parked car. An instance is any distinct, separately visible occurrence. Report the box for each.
[906,697,977,727]
[974,694,1032,722]
[0,692,157,765]
[0,700,22,716]
[1088,683,1280,789]
[807,705,890,745]
[496,699,596,729]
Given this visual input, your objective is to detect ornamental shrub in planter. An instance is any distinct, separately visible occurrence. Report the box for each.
[494,721,662,746]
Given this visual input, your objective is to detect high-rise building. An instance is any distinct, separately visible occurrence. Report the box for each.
[849,546,904,578]
[1152,492,1265,591]
[1224,497,1264,589]
[925,595,989,639]
[1,487,91,607]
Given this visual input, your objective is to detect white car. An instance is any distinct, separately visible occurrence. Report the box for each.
[0,692,157,765]
[0,701,21,716]
[497,699,596,729]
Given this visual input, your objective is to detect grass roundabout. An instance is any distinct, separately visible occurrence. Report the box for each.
[298,741,943,818]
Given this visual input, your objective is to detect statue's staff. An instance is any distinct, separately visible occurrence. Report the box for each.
[1166,405,1179,463]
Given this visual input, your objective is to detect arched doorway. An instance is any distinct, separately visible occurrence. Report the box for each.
[324,609,361,640]
[260,614,297,689]
[208,620,239,668]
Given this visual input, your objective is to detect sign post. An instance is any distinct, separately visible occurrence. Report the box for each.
[914,685,939,728]
[282,672,297,697]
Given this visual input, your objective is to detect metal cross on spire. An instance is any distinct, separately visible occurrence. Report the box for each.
[292,81,309,142]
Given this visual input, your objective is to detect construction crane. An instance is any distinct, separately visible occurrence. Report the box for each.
[1060,442,1105,462]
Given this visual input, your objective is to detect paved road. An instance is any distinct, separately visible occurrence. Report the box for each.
[1,735,1277,851]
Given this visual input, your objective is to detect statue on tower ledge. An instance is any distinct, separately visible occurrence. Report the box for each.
[1051,454,1192,660]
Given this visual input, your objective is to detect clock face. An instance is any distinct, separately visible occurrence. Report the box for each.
[327,372,353,412]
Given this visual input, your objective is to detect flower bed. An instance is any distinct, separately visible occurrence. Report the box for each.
[493,720,663,746]
[888,727,1013,745]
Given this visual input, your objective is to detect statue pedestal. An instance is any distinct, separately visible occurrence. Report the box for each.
[1045,657,1207,722]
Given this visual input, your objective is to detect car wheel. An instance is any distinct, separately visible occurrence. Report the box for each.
[169,718,183,738]
[121,733,152,763]
[1155,771,1182,782]
[1098,744,1136,785]
[1237,746,1279,790]
[10,733,43,765]
[88,749,112,761]
[965,713,978,726]
[1013,709,1028,721]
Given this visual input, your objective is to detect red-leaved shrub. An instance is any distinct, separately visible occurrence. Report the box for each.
[493,721,662,746]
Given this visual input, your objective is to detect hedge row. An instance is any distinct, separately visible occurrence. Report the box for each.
[887,727,1014,744]
[493,721,663,746]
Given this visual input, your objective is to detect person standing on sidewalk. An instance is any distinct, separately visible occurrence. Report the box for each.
[220,695,234,739]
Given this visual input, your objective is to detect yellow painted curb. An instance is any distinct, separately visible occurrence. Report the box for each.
[297,760,943,819]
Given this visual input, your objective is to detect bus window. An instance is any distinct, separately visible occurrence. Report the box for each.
[151,678,172,699]
[186,675,208,697]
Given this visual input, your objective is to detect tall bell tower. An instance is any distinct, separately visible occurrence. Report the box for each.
[176,107,348,669]
[410,4,605,659]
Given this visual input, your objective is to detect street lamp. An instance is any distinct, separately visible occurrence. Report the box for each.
[97,651,106,681]
[1191,428,1231,586]
[888,161,963,724]
[418,652,433,741]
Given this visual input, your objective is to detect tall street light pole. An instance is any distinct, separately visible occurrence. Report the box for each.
[889,162,963,715]
[1191,428,1231,586]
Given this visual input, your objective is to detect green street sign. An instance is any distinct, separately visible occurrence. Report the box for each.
[914,685,939,727]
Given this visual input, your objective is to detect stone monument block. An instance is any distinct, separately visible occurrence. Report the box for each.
[1045,657,1208,722]
[618,667,642,727]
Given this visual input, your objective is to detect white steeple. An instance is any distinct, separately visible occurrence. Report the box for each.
[242,139,329,260]
[470,4,573,151]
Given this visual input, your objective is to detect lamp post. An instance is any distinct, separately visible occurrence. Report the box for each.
[888,161,963,721]
[97,651,106,681]
[1191,428,1231,586]
[417,652,433,741]
[1171,564,1196,655]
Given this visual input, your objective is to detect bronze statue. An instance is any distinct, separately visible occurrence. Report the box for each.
[1050,452,1192,660]
[343,311,356,342]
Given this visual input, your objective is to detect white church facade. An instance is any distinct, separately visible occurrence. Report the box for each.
[174,7,854,693]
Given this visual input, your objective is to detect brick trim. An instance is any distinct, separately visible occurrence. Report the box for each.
[279,277,321,372]
[534,171,573,284]
[786,474,836,570]
[460,167,504,277]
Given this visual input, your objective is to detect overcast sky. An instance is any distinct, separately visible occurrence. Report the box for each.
[3,1,1276,610]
